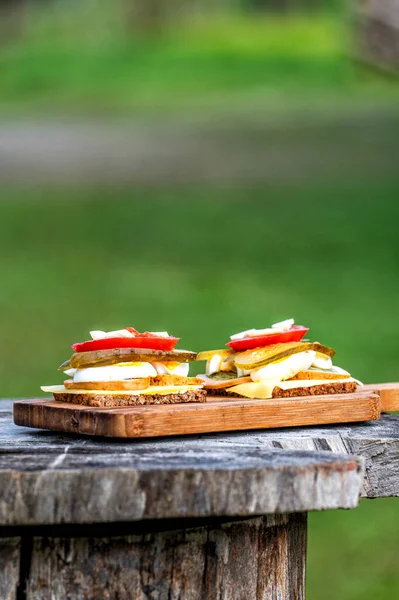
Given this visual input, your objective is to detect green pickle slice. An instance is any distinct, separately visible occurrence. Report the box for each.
[59,348,198,371]
[234,342,335,370]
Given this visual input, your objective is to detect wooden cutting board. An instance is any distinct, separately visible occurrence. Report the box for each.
[362,382,399,412]
[14,390,380,438]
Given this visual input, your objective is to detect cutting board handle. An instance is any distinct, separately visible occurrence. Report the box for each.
[362,383,399,413]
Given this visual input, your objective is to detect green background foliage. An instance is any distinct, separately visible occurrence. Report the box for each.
[1,2,398,598]
[1,184,399,599]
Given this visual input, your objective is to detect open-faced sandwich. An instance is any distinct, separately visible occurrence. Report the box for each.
[41,327,205,407]
[197,318,361,399]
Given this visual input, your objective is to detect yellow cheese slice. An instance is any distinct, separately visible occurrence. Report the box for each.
[41,384,203,396]
[227,378,355,399]
[227,381,278,399]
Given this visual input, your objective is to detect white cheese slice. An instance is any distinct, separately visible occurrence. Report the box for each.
[227,380,277,399]
[41,384,203,396]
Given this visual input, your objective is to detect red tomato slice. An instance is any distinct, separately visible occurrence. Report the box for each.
[72,336,179,353]
[227,326,309,352]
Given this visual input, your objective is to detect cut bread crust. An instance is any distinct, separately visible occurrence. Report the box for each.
[64,374,204,391]
[289,371,351,381]
[53,389,207,407]
[64,378,149,391]
[206,380,357,398]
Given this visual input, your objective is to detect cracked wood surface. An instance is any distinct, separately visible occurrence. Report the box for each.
[0,514,307,600]
[0,538,20,600]
[2,400,398,501]
[0,401,367,525]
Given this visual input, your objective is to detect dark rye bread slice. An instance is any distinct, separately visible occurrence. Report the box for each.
[272,381,356,398]
[53,389,207,408]
[206,381,357,398]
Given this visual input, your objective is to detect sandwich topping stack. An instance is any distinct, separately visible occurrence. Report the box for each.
[198,318,361,399]
[41,327,205,407]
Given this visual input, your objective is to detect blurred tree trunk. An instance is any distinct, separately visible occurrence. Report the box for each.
[354,0,399,72]
[124,0,192,34]
[246,0,321,10]
[125,0,326,32]
[0,0,27,43]
[126,0,167,34]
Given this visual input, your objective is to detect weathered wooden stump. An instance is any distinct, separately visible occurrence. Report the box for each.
[3,400,399,600]
[354,0,399,71]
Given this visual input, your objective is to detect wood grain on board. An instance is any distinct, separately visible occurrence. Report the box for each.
[14,391,380,438]
[362,383,399,413]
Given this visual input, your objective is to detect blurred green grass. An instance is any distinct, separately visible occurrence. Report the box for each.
[1,3,399,599]
[0,183,399,600]
[1,183,398,392]
[309,498,399,600]
[0,8,398,115]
